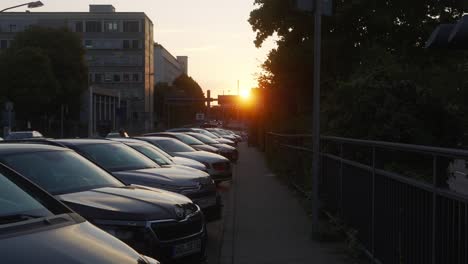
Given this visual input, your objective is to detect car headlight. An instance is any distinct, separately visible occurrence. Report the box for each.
[140,255,160,264]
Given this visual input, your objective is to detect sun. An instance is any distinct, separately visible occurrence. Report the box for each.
[240,89,251,100]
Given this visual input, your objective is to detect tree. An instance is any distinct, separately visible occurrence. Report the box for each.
[0,47,59,121]
[154,74,206,128]
[249,0,468,146]
[9,26,88,118]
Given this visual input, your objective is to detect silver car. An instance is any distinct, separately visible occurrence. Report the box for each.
[136,137,233,183]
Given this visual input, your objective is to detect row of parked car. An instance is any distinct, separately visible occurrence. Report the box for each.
[0,127,243,264]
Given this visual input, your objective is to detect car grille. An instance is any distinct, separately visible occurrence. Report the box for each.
[151,213,203,241]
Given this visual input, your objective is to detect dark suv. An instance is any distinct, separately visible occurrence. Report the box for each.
[0,161,160,264]
[0,144,206,263]
[53,139,221,219]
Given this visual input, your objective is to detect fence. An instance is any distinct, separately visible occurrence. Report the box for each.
[266,133,468,264]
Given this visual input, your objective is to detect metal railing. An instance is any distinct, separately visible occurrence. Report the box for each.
[266,132,468,264]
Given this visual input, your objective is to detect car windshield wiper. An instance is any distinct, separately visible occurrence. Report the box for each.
[0,214,44,225]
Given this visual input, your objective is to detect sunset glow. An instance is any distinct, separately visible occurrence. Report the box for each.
[240,89,251,101]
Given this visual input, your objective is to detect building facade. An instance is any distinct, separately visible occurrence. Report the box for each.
[154,43,188,85]
[0,5,155,134]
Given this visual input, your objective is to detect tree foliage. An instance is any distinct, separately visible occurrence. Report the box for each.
[0,26,88,121]
[0,47,59,120]
[154,74,206,128]
[250,0,468,147]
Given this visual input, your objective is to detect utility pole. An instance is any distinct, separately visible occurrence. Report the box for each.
[312,0,323,234]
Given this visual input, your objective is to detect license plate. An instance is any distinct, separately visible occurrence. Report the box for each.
[195,196,217,209]
[173,239,202,258]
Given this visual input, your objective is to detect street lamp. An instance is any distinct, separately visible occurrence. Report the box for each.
[0,1,44,13]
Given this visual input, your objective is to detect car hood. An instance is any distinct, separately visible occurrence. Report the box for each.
[216,138,234,144]
[212,143,236,151]
[1,222,145,264]
[172,156,207,170]
[173,151,230,163]
[57,186,191,221]
[192,144,219,153]
[113,167,209,187]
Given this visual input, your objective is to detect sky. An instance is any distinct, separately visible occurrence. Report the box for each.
[1,0,276,99]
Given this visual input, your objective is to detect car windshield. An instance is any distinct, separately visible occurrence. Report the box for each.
[129,143,173,166]
[0,172,55,223]
[77,143,159,172]
[152,139,196,153]
[188,133,219,144]
[174,133,205,145]
[211,129,229,136]
[197,130,220,139]
[0,150,124,195]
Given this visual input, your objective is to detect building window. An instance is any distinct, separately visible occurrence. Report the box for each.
[95,73,103,83]
[84,40,93,48]
[104,21,119,32]
[132,73,140,82]
[132,40,140,49]
[123,73,130,82]
[104,73,112,82]
[9,24,17,33]
[75,21,83,32]
[113,74,121,82]
[123,21,139,32]
[85,21,102,32]
[123,40,130,49]
[88,73,93,83]
[0,40,8,49]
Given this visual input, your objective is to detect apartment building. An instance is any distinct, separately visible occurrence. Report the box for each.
[154,43,188,85]
[0,5,155,134]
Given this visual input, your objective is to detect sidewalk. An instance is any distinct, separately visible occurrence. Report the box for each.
[218,143,347,264]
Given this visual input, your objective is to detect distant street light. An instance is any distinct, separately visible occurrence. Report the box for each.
[0,1,44,13]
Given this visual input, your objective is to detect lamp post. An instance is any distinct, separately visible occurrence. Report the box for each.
[0,1,44,13]
[296,0,333,234]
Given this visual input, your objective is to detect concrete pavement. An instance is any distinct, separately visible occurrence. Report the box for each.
[208,142,347,264]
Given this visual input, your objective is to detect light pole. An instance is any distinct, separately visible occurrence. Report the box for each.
[297,0,333,234]
[0,1,44,13]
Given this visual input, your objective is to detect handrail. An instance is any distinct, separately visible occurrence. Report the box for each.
[321,135,468,158]
[268,132,468,158]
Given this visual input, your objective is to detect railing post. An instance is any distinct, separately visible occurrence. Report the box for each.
[371,146,376,261]
[432,155,437,264]
[339,142,343,217]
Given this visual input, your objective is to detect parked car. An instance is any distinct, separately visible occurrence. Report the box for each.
[144,132,219,153]
[219,128,243,142]
[5,130,43,140]
[0,161,160,264]
[0,144,206,263]
[135,137,232,183]
[110,138,204,171]
[205,128,239,143]
[53,139,220,218]
[167,128,235,146]
[109,138,222,219]
[185,132,238,162]
[116,140,207,171]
